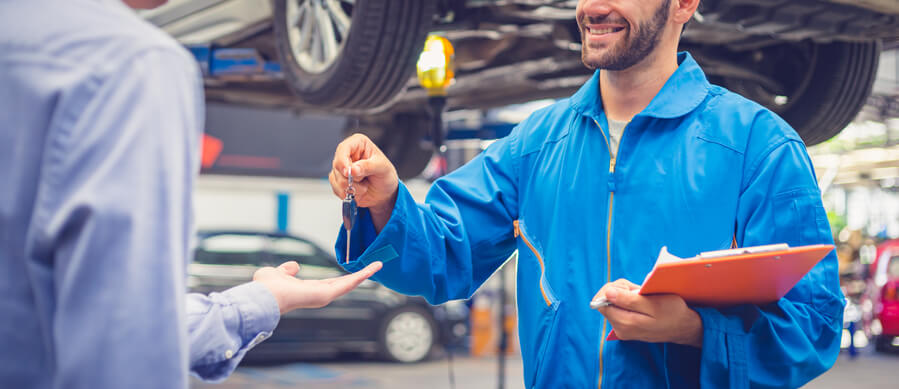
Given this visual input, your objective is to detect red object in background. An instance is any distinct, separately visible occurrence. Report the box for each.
[881,281,899,336]
[886,283,898,302]
[201,134,223,169]
[871,241,899,341]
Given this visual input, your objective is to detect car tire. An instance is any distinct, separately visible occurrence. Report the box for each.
[272,0,436,110]
[378,305,437,363]
[874,335,891,353]
[353,113,434,179]
[714,40,881,146]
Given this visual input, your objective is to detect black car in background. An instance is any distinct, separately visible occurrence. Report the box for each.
[189,230,469,363]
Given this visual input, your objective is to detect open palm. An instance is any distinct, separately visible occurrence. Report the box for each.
[253,260,383,314]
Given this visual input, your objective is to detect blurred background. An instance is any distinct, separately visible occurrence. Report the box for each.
[136,0,899,387]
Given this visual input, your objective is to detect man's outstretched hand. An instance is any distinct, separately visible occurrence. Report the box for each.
[253,261,383,314]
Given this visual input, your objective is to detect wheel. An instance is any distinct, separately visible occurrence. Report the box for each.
[874,335,893,353]
[353,113,434,179]
[272,0,436,110]
[379,306,437,363]
[711,40,881,146]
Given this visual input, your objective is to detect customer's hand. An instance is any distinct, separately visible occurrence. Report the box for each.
[254,261,382,314]
[329,134,399,232]
[593,279,703,347]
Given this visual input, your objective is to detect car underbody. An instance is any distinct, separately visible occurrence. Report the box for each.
[150,0,899,177]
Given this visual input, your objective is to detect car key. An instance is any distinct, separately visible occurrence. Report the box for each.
[342,172,357,264]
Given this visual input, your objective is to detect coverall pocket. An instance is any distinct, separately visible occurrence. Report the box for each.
[529,304,561,388]
[513,220,562,388]
[773,188,825,246]
[774,188,828,304]
[514,220,559,307]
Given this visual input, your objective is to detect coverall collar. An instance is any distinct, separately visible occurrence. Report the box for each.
[569,51,711,121]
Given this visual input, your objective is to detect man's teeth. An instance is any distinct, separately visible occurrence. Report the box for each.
[589,27,617,34]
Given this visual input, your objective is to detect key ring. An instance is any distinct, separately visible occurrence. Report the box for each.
[346,172,356,197]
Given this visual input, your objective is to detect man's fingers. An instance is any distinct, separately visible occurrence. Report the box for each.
[252,266,276,281]
[277,261,300,276]
[329,169,348,198]
[350,157,390,181]
[343,261,383,282]
[326,261,383,293]
[592,280,630,302]
[333,134,371,178]
[611,278,640,291]
[605,288,653,317]
[358,261,383,277]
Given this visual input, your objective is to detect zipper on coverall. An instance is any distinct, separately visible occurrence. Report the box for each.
[594,117,622,389]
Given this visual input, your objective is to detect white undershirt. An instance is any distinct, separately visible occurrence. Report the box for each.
[607,118,629,158]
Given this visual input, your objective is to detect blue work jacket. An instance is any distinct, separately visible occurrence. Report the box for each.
[337,52,843,388]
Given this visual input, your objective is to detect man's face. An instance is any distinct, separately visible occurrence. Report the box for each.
[576,0,672,70]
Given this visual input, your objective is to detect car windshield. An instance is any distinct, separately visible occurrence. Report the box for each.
[268,236,335,269]
[194,233,336,269]
[195,234,267,266]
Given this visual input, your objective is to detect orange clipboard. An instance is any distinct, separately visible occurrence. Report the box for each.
[604,243,834,341]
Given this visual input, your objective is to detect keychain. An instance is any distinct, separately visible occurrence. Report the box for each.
[342,171,357,263]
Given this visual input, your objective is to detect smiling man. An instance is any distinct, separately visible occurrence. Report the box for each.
[329,0,843,387]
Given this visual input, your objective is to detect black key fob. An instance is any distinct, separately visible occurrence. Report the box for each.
[342,195,357,231]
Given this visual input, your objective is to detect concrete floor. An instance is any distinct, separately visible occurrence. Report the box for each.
[192,346,899,389]
[193,354,524,389]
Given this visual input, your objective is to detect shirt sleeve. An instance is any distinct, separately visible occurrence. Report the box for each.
[186,282,280,382]
[334,127,522,304]
[694,112,844,388]
[33,48,204,389]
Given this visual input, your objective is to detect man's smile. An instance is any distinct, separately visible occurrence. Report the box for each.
[584,23,627,43]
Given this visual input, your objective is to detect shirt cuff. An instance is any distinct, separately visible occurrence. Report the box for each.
[222,281,280,341]
[695,307,749,388]
[191,282,279,382]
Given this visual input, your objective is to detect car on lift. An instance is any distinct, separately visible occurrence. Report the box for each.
[188,230,469,363]
[143,0,899,178]
[870,239,899,352]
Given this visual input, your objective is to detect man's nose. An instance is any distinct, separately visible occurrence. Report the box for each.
[578,0,614,17]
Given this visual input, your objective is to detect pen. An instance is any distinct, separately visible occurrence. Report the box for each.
[590,297,613,309]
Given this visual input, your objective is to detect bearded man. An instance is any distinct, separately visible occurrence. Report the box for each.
[329,0,843,387]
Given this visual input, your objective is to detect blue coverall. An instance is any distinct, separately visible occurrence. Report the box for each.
[337,52,843,388]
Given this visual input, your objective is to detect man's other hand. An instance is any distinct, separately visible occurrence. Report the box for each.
[329,134,399,232]
[593,279,703,347]
[254,261,383,314]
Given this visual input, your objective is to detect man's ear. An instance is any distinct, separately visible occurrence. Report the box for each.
[672,0,701,25]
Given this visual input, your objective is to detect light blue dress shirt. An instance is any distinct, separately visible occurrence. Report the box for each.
[0,0,280,388]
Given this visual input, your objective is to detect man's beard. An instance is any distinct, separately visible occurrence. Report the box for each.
[581,0,670,71]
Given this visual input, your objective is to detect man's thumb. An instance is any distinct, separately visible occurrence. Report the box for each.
[352,158,390,179]
[277,261,300,276]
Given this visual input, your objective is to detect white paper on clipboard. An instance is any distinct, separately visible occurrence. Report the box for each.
[698,243,790,259]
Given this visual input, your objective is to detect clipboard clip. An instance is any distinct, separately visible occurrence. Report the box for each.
[698,243,789,259]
